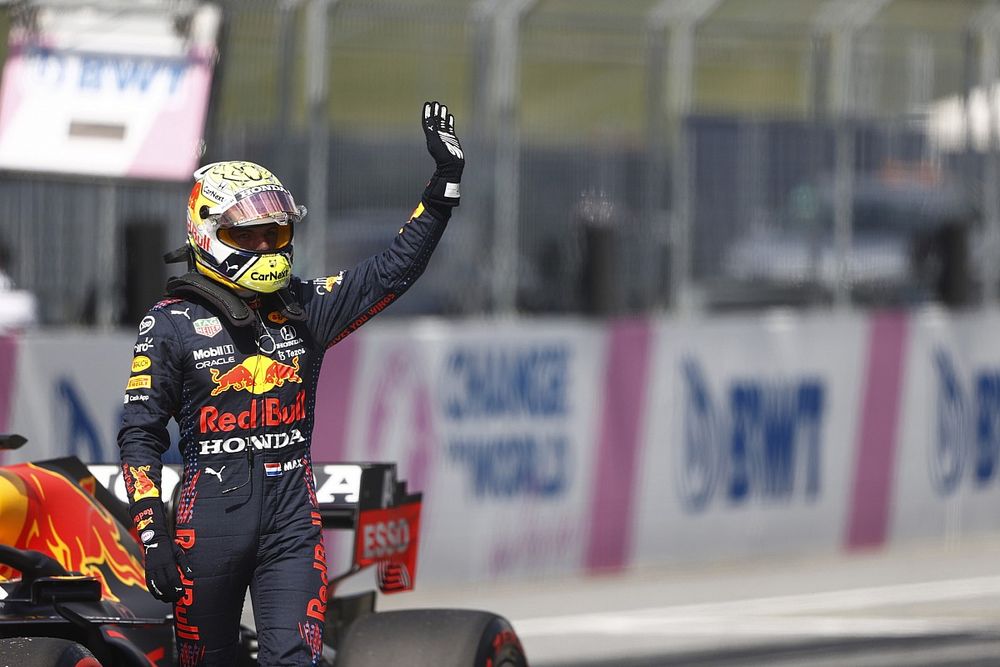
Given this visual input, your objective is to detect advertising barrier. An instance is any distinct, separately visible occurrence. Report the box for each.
[0,4,221,180]
[893,310,1000,542]
[631,313,866,568]
[317,320,606,584]
[3,309,1000,586]
[5,332,137,464]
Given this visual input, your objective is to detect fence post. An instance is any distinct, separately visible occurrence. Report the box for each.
[304,0,334,278]
[274,0,302,184]
[95,182,119,328]
[647,0,721,314]
[643,23,668,312]
[816,0,891,308]
[977,8,1000,304]
[475,0,537,315]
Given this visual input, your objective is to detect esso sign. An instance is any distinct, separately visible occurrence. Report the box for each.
[362,519,411,559]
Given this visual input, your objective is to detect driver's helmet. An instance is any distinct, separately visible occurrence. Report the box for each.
[186,161,305,293]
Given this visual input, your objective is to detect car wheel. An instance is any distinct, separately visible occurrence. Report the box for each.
[0,637,102,667]
[334,608,527,667]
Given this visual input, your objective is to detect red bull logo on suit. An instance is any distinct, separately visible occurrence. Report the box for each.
[208,355,302,396]
[199,390,306,433]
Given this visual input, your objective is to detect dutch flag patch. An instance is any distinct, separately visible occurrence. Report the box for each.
[264,462,282,477]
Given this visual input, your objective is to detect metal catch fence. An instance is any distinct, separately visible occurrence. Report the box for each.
[0,0,996,325]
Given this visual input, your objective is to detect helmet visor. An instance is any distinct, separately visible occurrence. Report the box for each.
[218,222,293,251]
[218,188,300,228]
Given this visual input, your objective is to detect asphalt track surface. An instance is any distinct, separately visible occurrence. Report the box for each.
[373,535,1000,666]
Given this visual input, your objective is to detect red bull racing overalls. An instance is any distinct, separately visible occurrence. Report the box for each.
[118,203,447,665]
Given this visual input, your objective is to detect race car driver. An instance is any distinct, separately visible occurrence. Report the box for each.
[118,101,463,666]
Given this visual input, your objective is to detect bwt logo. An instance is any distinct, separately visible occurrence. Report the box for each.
[930,348,1000,496]
[362,519,411,559]
[26,49,188,95]
[678,359,825,512]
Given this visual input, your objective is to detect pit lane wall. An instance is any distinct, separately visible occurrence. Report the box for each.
[0,309,998,585]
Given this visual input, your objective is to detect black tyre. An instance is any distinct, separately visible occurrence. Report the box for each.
[0,637,102,667]
[335,608,527,667]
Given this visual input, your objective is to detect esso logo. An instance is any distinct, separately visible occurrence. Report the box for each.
[362,519,411,559]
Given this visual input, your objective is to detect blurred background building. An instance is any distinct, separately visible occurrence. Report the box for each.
[0,0,996,326]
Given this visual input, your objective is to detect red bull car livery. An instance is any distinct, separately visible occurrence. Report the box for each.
[0,435,527,666]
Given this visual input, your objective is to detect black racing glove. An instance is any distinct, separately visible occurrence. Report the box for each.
[421,100,465,215]
[131,498,192,603]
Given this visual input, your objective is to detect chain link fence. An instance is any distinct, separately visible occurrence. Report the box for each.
[0,0,995,325]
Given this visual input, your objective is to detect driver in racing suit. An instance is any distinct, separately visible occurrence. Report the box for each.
[118,102,463,666]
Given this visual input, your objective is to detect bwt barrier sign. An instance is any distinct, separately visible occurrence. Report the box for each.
[0,4,221,180]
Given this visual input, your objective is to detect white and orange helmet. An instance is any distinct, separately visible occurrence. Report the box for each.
[185,161,305,293]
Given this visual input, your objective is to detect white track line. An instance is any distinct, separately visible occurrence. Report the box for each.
[514,575,1000,638]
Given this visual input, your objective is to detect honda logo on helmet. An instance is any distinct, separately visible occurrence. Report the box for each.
[234,183,289,201]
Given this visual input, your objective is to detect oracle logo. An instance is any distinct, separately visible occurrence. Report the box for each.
[361,519,411,560]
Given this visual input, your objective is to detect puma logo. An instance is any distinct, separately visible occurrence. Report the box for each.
[205,466,226,483]
[171,308,191,320]
[440,132,464,159]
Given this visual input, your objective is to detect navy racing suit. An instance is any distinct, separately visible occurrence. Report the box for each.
[118,202,447,665]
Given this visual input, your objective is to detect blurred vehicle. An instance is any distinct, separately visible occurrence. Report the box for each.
[0,290,36,331]
[715,166,976,309]
[0,434,527,667]
[0,241,36,331]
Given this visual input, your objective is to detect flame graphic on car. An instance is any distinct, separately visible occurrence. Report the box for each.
[0,465,146,601]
